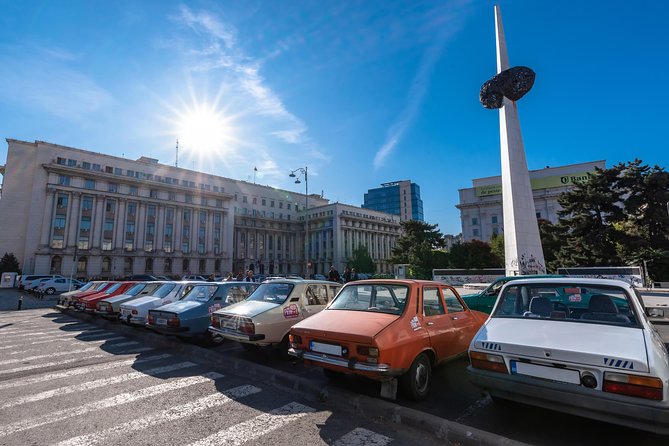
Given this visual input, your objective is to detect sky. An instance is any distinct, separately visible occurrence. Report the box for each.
[0,0,667,235]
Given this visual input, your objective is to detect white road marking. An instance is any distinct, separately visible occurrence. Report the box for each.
[0,347,101,365]
[188,401,316,446]
[0,372,224,437]
[0,361,198,408]
[6,337,127,355]
[27,336,126,346]
[55,385,262,446]
[0,353,172,390]
[0,329,107,344]
[0,355,109,375]
[332,428,393,446]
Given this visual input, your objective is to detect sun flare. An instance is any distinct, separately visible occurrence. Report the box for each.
[175,103,235,157]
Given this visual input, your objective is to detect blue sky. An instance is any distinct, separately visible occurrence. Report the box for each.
[0,0,667,235]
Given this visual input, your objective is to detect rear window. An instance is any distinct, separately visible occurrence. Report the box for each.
[182,285,218,302]
[492,283,639,327]
[329,284,408,315]
[153,283,176,298]
[247,283,294,304]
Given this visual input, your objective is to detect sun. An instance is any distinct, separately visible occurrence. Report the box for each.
[176,102,236,157]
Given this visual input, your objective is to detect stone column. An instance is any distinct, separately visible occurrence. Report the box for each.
[67,192,81,248]
[91,195,104,249]
[40,188,57,247]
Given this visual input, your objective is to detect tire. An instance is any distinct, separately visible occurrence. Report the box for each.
[45,287,56,295]
[400,353,432,401]
[276,334,291,360]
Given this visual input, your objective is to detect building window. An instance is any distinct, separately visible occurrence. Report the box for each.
[491,215,498,224]
[82,162,91,170]
[102,257,111,273]
[124,257,133,273]
[59,175,70,186]
[472,217,478,225]
[473,228,480,237]
[270,200,275,208]
[199,259,206,273]
[77,257,88,274]
[262,198,266,206]
[145,258,153,272]
[242,196,247,203]
[252,197,257,205]
[92,163,101,171]
[51,236,64,249]
[287,203,291,210]
[168,191,176,201]
[54,216,66,229]
[114,167,122,175]
[216,199,223,208]
[129,185,138,196]
[108,183,118,193]
[536,212,541,219]
[164,258,172,273]
[185,194,193,204]
[183,258,190,273]
[150,189,158,198]
[50,256,62,274]
[279,202,283,209]
[77,237,89,250]
[67,159,77,167]
[57,157,67,165]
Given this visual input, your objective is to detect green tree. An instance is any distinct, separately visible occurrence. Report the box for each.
[489,234,505,263]
[447,240,502,269]
[391,221,445,279]
[0,252,21,274]
[348,245,375,274]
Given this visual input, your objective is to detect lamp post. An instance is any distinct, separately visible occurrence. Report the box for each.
[289,167,308,277]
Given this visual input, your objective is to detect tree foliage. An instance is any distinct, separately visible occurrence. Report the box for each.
[348,245,375,274]
[391,221,446,279]
[448,240,503,269]
[0,252,21,274]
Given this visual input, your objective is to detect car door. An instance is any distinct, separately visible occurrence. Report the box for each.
[421,286,456,360]
[442,286,480,355]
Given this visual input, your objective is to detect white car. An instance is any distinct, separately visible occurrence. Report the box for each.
[467,277,669,434]
[36,278,84,295]
[18,274,63,290]
[96,282,164,319]
[119,281,204,326]
[209,279,342,355]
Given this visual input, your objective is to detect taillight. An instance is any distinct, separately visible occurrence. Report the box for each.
[238,320,255,335]
[357,346,380,363]
[211,316,221,328]
[167,318,180,327]
[289,334,302,348]
[147,315,154,325]
[470,351,508,373]
[603,372,663,400]
[132,309,138,315]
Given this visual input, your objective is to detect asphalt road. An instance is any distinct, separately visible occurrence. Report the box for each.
[0,306,447,446]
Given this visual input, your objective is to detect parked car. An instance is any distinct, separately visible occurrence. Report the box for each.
[125,274,159,281]
[289,279,487,400]
[36,278,84,295]
[210,279,342,355]
[467,277,669,434]
[146,282,259,344]
[18,274,64,290]
[60,281,109,306]
[120,281,204,326]
[95,281,164,319]
[182,274,208,281]
[460,274,562,313]
[25,277,52,293]
[77,282,135,312]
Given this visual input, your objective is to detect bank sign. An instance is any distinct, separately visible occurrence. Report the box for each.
[475,172,591,197]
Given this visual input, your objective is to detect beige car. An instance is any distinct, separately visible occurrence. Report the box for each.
[209,279,341,355]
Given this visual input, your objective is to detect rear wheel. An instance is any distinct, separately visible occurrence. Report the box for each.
[276,334,291,359]
[400,353,431,401]
[45,287,56,295]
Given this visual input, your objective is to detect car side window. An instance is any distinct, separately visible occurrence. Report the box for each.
[306,285,327,305]
[56,279,65,284]
[443,288,465,313]
[423,287,445,316]
[328,285,340,301]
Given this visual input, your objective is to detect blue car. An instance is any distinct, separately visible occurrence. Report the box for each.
[146,281,258,344]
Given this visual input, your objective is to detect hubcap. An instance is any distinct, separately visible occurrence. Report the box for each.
[415,361,428,393]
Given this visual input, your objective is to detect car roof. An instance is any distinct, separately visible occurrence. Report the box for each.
[498,277,634,288]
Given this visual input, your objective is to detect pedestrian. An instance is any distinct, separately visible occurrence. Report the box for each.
[351,268,359,281]
[244,270,255,282]
[343,266,352,283]
[328,265,340,283]
[236,270,244,281]
[207,274,215,282]
[225,272,234,281]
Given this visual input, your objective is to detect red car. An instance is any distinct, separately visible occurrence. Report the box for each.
[78,282,135,312]
[69,282,114,308]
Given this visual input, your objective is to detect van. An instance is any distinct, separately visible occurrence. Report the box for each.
[19,274,64,290]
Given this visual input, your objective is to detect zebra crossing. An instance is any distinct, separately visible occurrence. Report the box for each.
[0,310,432,446]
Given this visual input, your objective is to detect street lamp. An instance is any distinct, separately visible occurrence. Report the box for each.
[289,167,309,277]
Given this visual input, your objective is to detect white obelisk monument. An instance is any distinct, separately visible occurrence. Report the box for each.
[495,5,546,275]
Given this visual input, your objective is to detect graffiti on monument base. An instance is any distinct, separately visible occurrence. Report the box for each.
[509,253,546,275]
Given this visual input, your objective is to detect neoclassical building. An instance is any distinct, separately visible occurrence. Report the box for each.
[0,139,400,279]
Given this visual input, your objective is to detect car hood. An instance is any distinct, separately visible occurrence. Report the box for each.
[122,296,161,308]
[154,300,203,314]
[215,300,279,318]
[474,318,649,373]
[291,309,399,344]
[102,294,137,304]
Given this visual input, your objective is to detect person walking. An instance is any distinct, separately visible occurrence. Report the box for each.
[207,274,215,282]
[328,265,340,283]
[244,270,255,282]
[343,266,352,283]
[351,268,359,281]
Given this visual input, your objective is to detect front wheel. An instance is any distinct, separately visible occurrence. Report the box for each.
[45,287,56,295]
[400,353,431,401]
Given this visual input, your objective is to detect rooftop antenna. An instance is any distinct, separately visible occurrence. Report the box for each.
[175,138,179,167]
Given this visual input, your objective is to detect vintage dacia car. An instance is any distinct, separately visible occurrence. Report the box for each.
[209,279,342,355]
[95,282,164,319]
[289,279,487,400]
[146,282,258,344]
[120,281,203,326]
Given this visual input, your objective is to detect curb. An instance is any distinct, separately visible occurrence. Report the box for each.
[55,305,528,446]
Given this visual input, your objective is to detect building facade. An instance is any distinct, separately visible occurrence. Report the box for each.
[0,139,399,279]
[362,180,424,222]
[457,160,606,243]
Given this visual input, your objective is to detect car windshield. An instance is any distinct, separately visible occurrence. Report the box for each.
[247,283,294,304]
[328,284,409,315]
[94,282,109,290]
[152,283,176,298]
[182,285,219,302]
[217,283,258,304]
[104,283,122,294]
[492,283,639,327]
[77,282,95,292]
[124,283,147,296]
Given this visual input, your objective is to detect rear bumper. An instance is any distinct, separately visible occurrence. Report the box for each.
[467,366,669,435]
[208,326,266,342]
[289,348,403,377]
[95,310,119,319]
[146,324,190,335]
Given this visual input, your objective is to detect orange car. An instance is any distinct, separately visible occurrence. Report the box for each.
[289,279,487,400]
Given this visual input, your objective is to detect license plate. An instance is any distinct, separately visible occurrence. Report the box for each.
[222,319,236,329]
[511,361,580,384]
[156,318,167,326]
[121,309,129,316]
[310,341,342,356]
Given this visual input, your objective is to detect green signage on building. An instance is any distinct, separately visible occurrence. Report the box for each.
[475,172,592,197]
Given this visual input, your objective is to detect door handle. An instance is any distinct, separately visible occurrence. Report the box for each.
[426,322,434,326]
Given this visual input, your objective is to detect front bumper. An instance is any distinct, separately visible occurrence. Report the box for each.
[289,348,402,376]
[208,326,266,342]
[95,309,119,319]
[467,366,669,435]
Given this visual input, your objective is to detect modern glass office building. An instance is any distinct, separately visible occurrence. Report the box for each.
[362,180,424,222]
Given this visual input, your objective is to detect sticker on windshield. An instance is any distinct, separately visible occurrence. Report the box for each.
[569,294,582,302]
[410,315,421,331]
[283,304,299,318]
